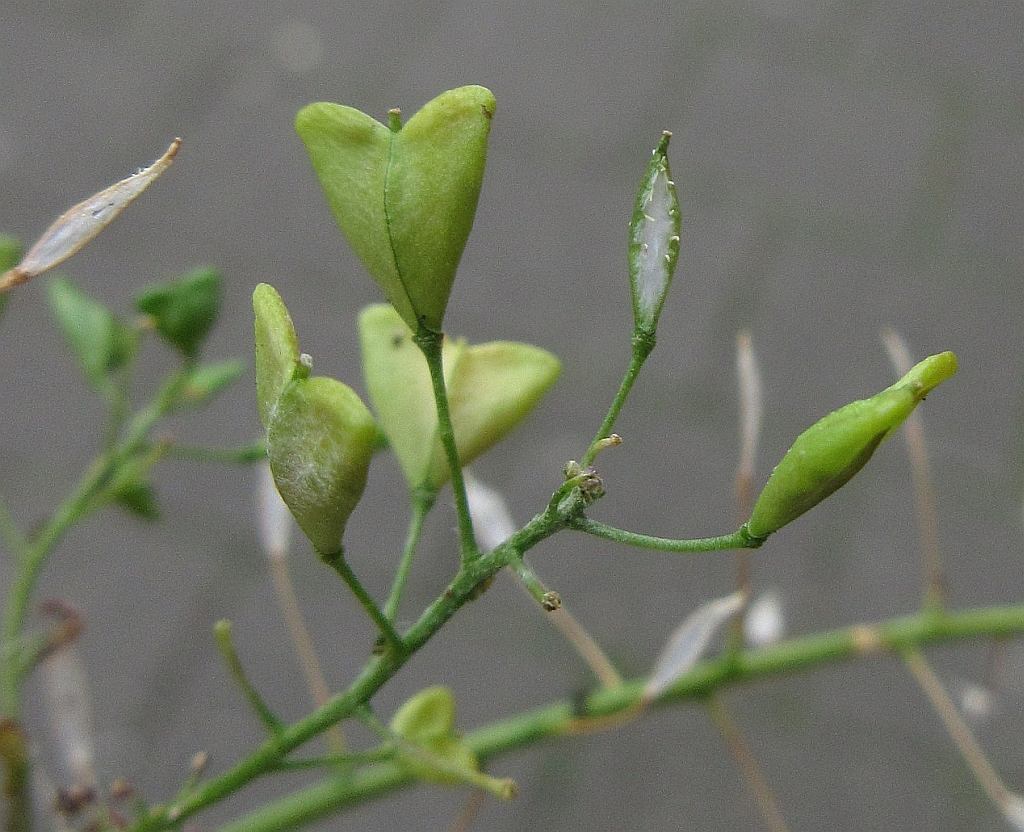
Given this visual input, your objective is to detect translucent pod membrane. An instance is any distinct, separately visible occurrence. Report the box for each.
[629,131,681,333]
[0,140,180,293]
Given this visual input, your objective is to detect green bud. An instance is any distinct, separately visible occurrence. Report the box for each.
[267,375,378,555]
[48,277,136,387]
[744,351,958,540]
[296,86,495,332]
[136,268,222,360]
[630,132,681,334]
[253,283,300,428]
[358,304,561,490]
[390,686,479,786]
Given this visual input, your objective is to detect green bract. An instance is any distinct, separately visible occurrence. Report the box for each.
[744,351,958,540]
[295,85,495,332]
[267,375,377,555]
[358,304,561,491]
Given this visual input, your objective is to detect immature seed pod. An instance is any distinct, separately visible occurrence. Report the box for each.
[267,375,378,555]
[389,685,479,785]
[744,351,957,541]
[296,86,495,332]
[253,283,300,428]
[358,304,561,490]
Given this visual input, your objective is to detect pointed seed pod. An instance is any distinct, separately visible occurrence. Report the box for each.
[630,131,681,334]
[296,86,495,332]
[744,351,957,540]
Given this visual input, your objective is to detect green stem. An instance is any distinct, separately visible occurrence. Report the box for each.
[569,517,760,553]
[0,372,187,718]
[166,442,268,465]
[215,620,285,735]
[318,550,404,655]
[413,327,479,565]
[130,511,566,832]
[581,331,655,468]
[384,488,437,621]
[0,718,30,832]
[209,603,1024,831]
[506,554,558,610]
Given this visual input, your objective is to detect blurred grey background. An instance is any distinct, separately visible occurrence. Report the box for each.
[2,0,1023,829]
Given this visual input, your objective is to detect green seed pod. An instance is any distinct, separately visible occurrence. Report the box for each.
[296,86,495,332]
[630,132,681,334]
[253,283,300,429]
[358,304,561,490]
[267,375,377,555]
[390,686,479,785]
[745,351,957,540]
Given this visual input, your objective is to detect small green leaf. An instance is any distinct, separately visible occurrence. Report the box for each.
[136,268,222,360]
[267,376,378,554]
[47,277,135,387]
[358,304,561,490]
[174,359,245,411]
[253,283,300,428]
[744,351,958,540]
[112,481,160,520]
[296,86,495,331]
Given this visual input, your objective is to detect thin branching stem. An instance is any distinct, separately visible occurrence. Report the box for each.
[0,495,25,559]
[569,517,759,553]
[413,327,479,565]
[902,647,1013,813]
[581,331,655,468]
[266,552,344,752]
[0,372,188,717]
[204,603,1024,832]
[214,621,285,736]
[318,550,404,655]
[706,693,790,832]
[385,487,437,620]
